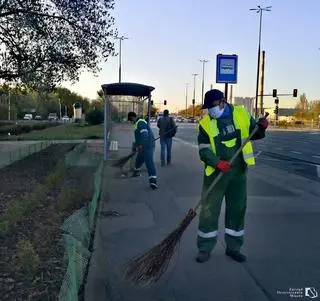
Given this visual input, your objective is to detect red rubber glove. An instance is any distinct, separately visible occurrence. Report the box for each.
[258,117,268,130]
[216,160,231,172]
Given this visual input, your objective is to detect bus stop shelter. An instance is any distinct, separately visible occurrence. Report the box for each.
[101,82,155,161]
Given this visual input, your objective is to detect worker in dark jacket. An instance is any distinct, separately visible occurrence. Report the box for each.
[157,109,177,166]
[196,89,268,263]
[128,112,157,189]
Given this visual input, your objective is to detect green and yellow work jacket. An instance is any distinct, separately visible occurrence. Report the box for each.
[198,104,264,176]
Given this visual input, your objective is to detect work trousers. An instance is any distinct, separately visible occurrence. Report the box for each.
[197,167,247,253]
[160,137,173,164]
[135,147,157,184]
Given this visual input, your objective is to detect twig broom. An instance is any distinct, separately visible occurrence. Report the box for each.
[122,114,268,286]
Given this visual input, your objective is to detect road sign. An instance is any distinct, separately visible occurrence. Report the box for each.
[216,54,238,84]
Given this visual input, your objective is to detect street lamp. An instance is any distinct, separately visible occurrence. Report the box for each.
[185,83,189,119]
[115,35,129,83]
[250,5,271,118]
[192,73,199,118]
[199,59,209,106]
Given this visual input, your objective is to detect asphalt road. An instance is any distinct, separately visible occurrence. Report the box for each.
[152,123,320,181]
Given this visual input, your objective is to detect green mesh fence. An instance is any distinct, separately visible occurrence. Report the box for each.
[58,143,104,301]
[0,140,53,168]
[58,234,91,301]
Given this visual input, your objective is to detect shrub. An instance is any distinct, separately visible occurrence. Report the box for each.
[0,220,9,236]
[85,109,104,125]
[15,240,39,275]
[44,164,66,188]
[23,184,48,211]
[57,189,78,211]
[4,200,24,226]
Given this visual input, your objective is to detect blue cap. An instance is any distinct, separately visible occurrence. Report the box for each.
[202,89,224,109]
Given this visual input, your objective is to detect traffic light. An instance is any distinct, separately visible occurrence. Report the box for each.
[293,89,298,97]
[274,98,279,105]
[150,100,153,106]
[192,99,195,105]
[274,105,279,115]
[164,100,167,106]
[272,89,277,98]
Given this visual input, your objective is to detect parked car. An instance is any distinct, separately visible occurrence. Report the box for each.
[48,113,58,121]
[23,114,33,120]
[34,115,42,120]
[62,116,70,122]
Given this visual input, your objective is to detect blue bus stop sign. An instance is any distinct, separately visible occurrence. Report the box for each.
[216,54,238,84]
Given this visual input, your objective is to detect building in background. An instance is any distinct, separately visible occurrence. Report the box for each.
[264,108,298,122]
[232,97,255,115]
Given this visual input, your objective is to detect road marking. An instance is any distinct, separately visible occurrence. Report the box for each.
[274,147,283,151]
[317,165,320,178]
[174,137,198,149]
[312,155,320,159]
[290,151,302,154]
[255,151,262,158]
[109,140,118,151]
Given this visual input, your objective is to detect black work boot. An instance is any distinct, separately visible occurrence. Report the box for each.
[149,177,158,190]
[195,251,210,263]
[225,249,247,263]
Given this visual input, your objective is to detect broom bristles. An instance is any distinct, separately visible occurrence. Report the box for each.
[122,209,197,286]
[111,152,136,168]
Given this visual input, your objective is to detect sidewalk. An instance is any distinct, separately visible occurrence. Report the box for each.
[85,124,320,301]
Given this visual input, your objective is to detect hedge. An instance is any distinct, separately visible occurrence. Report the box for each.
[0,122,60,136]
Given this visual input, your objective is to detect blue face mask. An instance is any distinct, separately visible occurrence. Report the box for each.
[208,105,225,119]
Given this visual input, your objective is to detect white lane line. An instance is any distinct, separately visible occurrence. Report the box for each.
[317,165,320,178]
[274,147,283,151]
[174,137,198,149]
[290,151,302,154]
[312,155,320,159]
[255,151,262,158]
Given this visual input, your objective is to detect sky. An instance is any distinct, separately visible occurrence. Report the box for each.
[64,0,320,112]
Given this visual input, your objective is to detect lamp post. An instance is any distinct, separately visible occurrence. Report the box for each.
[185,83,189,119]
[250,5,271,118]
[192,73,199,118]
[115,35,129,83]
[199,59,209,106]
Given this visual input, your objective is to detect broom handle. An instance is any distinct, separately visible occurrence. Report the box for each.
[194,112,269,212]
[153,125,178,142]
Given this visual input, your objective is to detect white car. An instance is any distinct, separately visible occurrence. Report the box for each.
[62,116,70,122]
[23,114,33,120]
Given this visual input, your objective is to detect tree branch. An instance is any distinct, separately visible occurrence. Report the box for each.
[0,9,92,33]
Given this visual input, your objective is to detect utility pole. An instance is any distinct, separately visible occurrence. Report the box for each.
[185,83,189,119]
[59,99,62,119]
[200,59,209,106]
[250,5,271,118]
[259,50,266,115]
[115,35,129,83]
[192,73,199,118]
[8,91,11,121]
